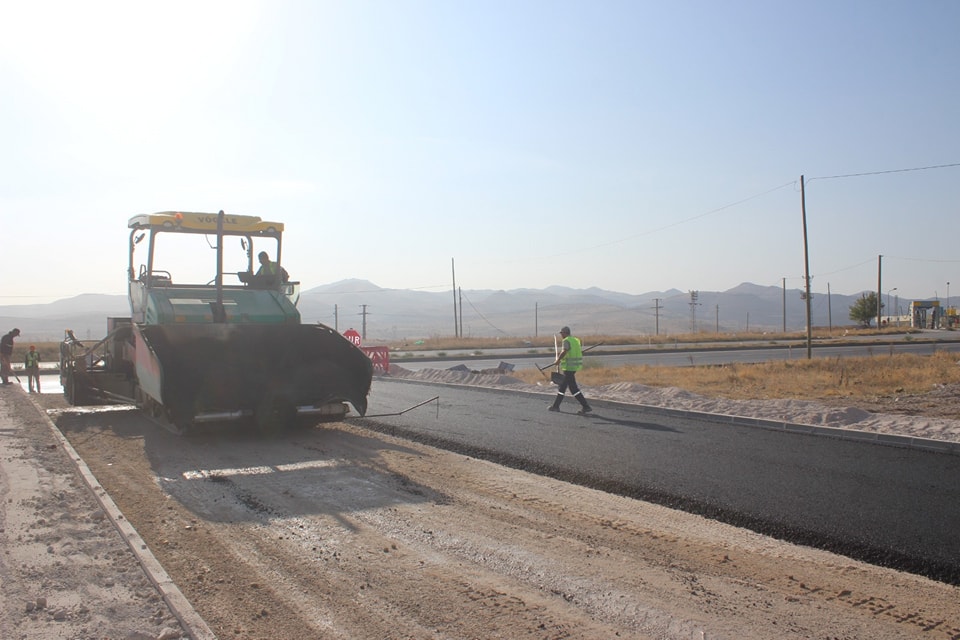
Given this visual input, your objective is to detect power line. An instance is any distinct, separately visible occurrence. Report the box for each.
[458,290,509,335]
[581,180,798,253]
[812,258,875,279]
[485,178,799,267]
[809,162,960,182]
[885,254,960,264]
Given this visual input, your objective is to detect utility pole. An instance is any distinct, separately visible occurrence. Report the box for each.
[800,175,812,358]
[782,277,786,333]
[653,298,662,336]
[827,283,832,334]
[458,286,463,337]
[451,258,458,338]
[715,304,719,333]
[689,290,699,334]
[334,304,339,331]
[535,302,538,338]
[876,254,883,329]
[359,304,369,340]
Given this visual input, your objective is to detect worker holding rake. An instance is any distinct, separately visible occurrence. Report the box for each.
[546,326,592,415]
[0,328,20,386]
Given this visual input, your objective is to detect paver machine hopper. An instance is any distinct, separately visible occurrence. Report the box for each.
[60,211,373,433]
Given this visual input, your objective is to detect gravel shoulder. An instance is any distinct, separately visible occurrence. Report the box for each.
[7,379,955,639]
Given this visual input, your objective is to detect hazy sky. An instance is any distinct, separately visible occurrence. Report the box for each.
[2,1,958,305]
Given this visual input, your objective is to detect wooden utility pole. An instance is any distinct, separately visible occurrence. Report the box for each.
[827,283,832,334]
[782,277,786,333]
[451,258,458,338]
[653,298,661,335]
[689,290,699,334]
[877,254,883,329]
[801,175,812,358]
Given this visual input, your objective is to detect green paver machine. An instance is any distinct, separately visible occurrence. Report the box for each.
[60,211,372,433]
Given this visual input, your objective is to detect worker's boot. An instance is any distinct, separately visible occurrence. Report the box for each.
[576,394,592,415]
[548,395,562,412]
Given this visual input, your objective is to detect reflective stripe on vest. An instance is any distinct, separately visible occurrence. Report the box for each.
[561,336,583,371]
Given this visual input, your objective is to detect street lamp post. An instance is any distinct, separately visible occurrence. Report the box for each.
[887,287,897,325]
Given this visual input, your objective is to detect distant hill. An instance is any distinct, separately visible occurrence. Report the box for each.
[0,282,908,342]
[0,294,129,342]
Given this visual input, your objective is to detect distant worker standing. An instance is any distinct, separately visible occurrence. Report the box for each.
[24,345,41,393]
[547,326,592,414]
[1,328,20,386]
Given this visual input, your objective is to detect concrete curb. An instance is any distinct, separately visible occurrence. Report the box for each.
[24,392,218,640]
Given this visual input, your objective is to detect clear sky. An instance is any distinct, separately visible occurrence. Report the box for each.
[2,1,958,305]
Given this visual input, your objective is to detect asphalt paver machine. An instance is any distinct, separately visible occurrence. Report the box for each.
[60,211,372,433]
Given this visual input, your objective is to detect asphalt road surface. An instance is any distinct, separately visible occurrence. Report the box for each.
[360,378,960,585]
[394,337,960,372]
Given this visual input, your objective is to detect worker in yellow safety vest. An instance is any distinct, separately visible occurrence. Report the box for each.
[256,251,278,276]
[547,326,592,415]
[255,251,288,285]
[24,344,41,393]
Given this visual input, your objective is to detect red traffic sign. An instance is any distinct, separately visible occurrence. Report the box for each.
[343,329,361,346]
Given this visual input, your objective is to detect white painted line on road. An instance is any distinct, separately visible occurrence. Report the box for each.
[182,458,342,480]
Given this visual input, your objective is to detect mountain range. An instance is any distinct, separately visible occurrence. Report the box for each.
[0,280,915,342]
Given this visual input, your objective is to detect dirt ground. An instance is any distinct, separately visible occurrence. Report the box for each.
[0,389,187,640]
[6,378,955,640]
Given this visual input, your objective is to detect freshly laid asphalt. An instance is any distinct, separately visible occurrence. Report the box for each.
[360,378,960,586]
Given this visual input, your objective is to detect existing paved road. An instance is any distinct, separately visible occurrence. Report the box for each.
[392,335,960,372]
[362,378,960,585]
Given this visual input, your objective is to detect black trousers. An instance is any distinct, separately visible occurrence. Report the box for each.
[556,370,581,396]
[552,370,590,408]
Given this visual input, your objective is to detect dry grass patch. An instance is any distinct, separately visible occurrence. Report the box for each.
[515,351,960,403]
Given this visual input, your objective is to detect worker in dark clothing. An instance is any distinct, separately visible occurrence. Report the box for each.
[1,328,20,386]
[547,326,592,414]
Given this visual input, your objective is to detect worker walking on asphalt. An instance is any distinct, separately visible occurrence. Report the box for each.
[547,326,592,414]
[24,345,41,393]
[1,328,20,386]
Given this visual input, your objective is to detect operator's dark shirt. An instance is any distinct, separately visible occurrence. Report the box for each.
[0,333,14,356]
